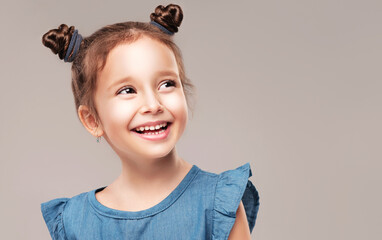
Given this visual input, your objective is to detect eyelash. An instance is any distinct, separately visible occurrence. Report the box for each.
[159,80,176,89]
[117,80,177,95]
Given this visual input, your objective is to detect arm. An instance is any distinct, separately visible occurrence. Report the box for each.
[227,200,251,240]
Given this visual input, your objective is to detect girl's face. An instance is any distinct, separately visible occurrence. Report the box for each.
[94,36,188,161]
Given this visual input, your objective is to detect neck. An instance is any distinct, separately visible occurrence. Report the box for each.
[114,147,190,194]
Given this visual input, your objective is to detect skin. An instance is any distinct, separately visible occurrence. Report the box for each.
[78,36,251,236]
[228,201,252,240]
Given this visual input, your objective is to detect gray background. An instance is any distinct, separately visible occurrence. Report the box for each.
[0,0,381,239]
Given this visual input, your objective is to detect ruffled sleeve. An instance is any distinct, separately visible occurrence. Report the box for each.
[40,198,69,240]
[212,162,260,239]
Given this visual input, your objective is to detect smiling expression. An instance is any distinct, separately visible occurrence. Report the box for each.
[94,36,188,161]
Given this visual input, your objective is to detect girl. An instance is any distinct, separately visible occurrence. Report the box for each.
[41,4,259,240]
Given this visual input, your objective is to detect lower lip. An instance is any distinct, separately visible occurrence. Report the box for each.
[131,124,171,141]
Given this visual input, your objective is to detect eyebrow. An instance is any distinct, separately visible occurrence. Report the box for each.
[107,70,179,91]
[108,76,133,91]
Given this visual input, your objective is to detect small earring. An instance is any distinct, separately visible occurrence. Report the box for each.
[95,128,101,143]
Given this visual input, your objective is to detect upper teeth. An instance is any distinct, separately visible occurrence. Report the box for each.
[136,122,167,132]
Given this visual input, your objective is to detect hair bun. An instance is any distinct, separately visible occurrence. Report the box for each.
[42,24,76,61]
[150,4,183,33]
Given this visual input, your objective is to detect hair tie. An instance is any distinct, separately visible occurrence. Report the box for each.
[150,21,174,36]
[64,29,83,62]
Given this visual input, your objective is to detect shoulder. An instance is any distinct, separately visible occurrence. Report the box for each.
[40,189,93,239]
[210,162,260,240]
[193,165,220,187]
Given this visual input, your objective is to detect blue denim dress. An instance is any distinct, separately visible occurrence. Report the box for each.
[41,162,260,240]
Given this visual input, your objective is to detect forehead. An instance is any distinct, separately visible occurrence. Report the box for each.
[98,36,179,86]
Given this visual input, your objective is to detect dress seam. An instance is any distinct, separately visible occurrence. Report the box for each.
[61,201,69,240]
[211,173,221,239]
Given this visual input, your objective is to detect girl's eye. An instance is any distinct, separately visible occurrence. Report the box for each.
[117,87,136,95]
[159,80,177,90]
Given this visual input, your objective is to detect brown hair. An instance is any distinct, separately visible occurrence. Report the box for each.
[42,4,194,126]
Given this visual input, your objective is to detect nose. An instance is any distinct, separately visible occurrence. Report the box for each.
[139,91,164,115]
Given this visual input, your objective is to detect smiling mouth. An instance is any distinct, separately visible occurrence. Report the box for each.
[133,122,171,135]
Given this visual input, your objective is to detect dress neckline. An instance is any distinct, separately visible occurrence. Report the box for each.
[88,164,200,219]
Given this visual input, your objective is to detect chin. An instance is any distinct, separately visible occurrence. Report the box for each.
[143,147,175,160]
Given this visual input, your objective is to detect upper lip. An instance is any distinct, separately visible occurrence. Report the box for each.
[131,120,170,130]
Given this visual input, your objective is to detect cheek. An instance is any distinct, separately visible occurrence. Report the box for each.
[100,100,137,132]
[162,91,188,124]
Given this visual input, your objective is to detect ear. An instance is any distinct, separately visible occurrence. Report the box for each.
[78,105,104,138]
